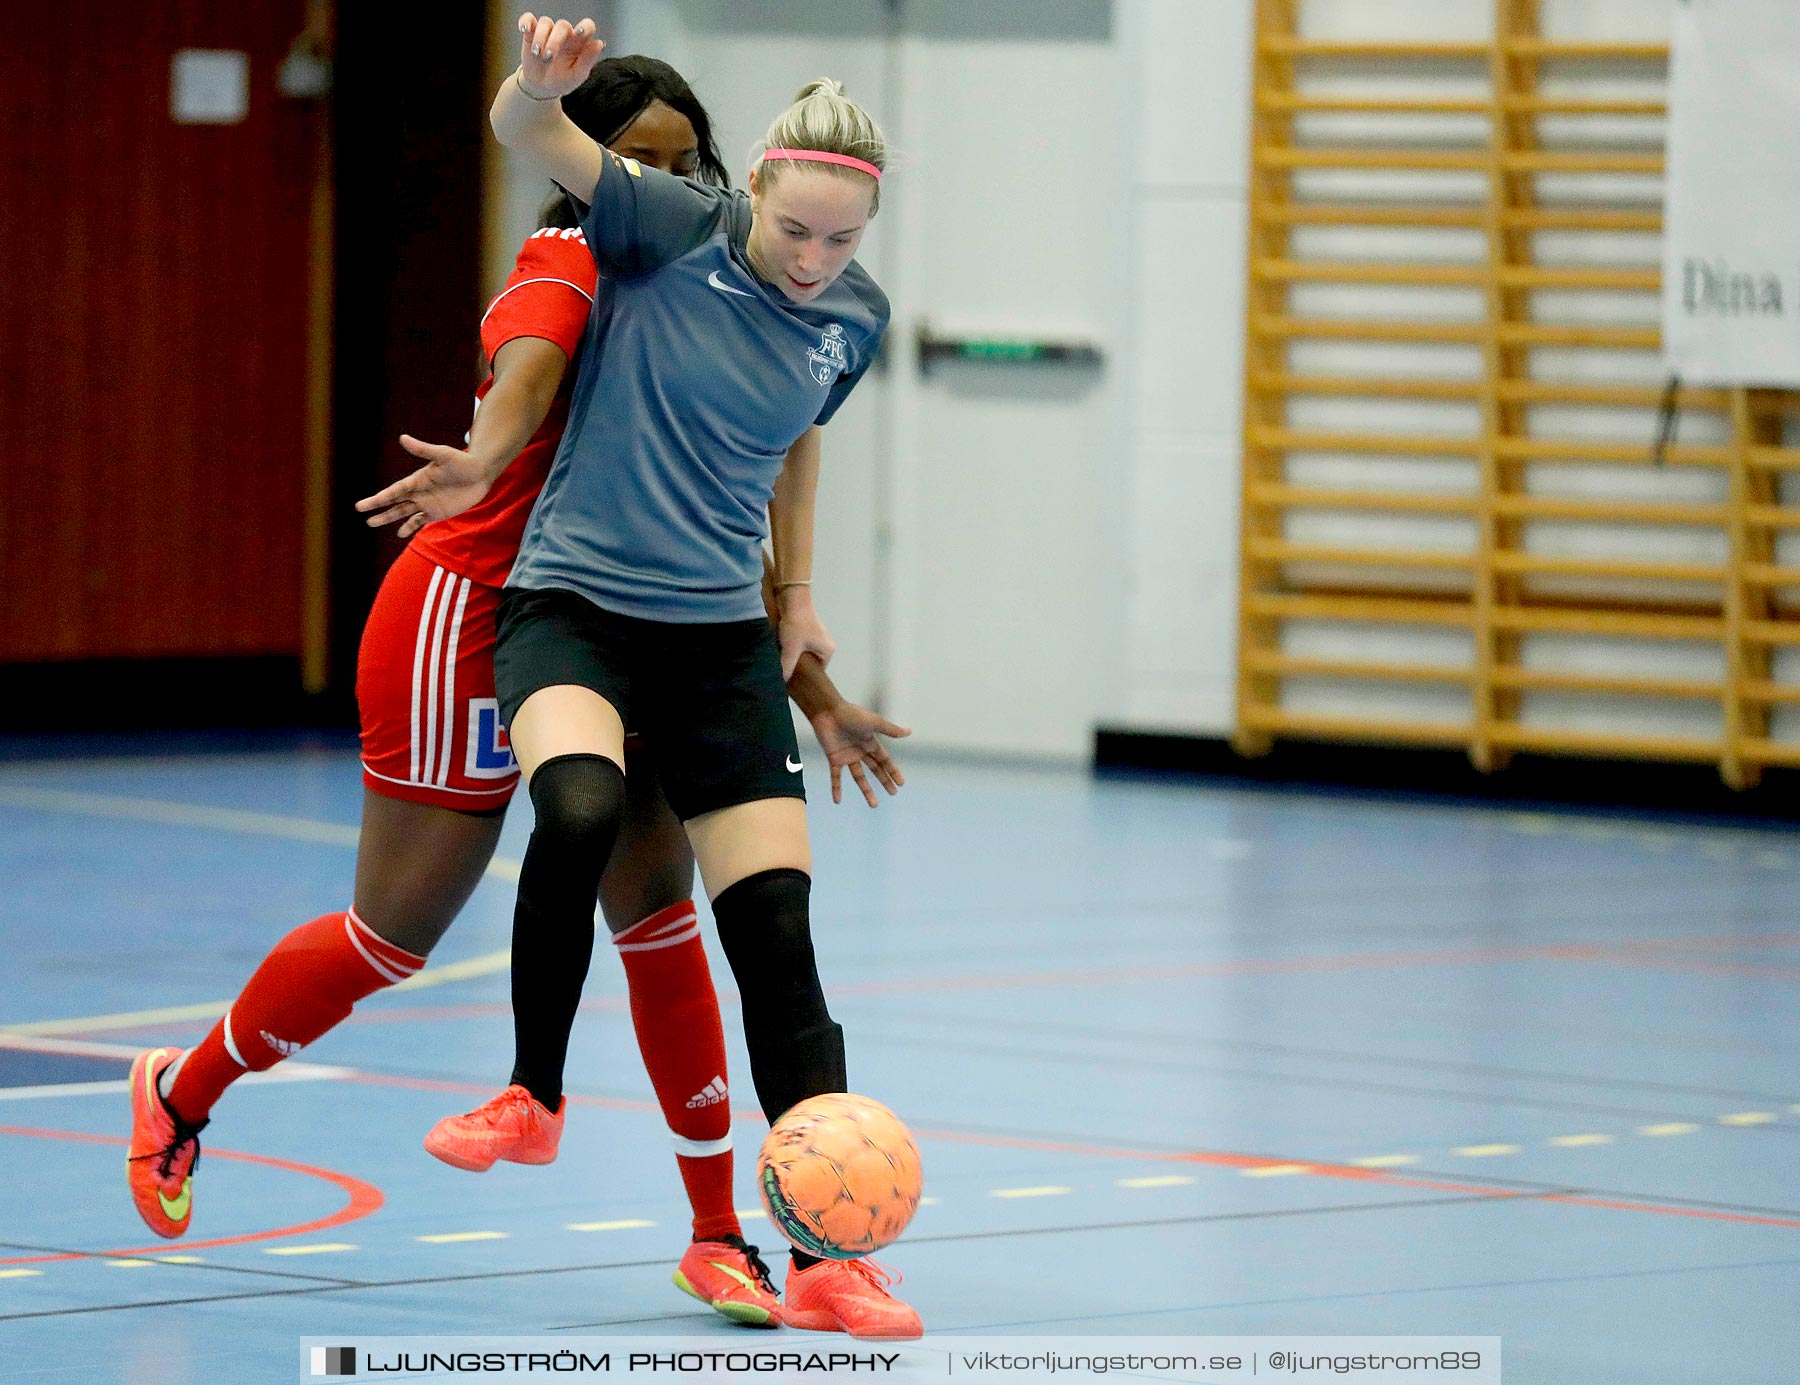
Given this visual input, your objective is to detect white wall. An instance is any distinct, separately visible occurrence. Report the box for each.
[1109,0,1253,735]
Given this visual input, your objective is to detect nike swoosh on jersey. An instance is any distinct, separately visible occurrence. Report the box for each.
[786,756,804,773]
[708,269,755,298]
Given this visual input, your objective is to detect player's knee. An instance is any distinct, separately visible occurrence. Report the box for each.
[527,753,627,855]
[712,867,831,1030]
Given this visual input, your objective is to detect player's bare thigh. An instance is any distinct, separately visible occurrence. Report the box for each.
[508,684,627,782]
[686,797,811,901]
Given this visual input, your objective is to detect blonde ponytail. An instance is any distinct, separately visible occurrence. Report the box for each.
[758,78,888,213]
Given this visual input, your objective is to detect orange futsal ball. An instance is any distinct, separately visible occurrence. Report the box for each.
[757,1093,923,1260]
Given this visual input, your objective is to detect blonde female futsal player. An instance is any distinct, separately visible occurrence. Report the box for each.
[411,15,922,1340]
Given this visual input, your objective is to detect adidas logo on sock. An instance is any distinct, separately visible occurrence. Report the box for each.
[685,1077,728,1109]
[261,1031,302,1058]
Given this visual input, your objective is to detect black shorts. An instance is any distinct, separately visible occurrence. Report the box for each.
[494,586,805,822]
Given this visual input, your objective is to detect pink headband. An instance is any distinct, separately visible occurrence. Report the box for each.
[762,148,882,180]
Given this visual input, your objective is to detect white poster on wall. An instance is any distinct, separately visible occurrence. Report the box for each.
[1662,0,1800,385]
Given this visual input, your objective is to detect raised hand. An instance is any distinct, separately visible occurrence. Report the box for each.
[516,13,605,100]
[806,699,911,807]
[355,435,497,538]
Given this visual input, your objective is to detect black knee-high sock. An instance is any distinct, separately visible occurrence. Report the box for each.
[509,753,626,1109]
[712,868,846,1123]
[713,867,845,1269]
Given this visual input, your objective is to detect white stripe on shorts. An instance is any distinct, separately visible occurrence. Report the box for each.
[437,577,472,787]
[409,565,448,783]
[420,571,457,790]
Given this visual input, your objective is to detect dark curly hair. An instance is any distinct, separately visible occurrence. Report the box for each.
[540,55,730,228]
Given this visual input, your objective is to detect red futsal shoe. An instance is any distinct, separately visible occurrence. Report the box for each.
[424,1084,565,1171]
[783,1257,923,1340]
[126,1047,207,1239]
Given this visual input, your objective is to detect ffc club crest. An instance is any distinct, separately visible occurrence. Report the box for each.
[807,323,849,385]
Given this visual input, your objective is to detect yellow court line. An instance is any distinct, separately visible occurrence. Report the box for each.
[1718,1112,1776,1126]
[416,1232,508,1244]
[0,1269,43,1279]
[393,950,514,990]
[989,1186,1073,1198]
[1638,1123,1700,1137]
[1118,1175,1196,1188]
[157,1255,204,1264]
[567,1219,656,1232]
[0,786,361,847]
[104,1259,157,1270]
[1349,1154,1419,1168]
[1454,1144,1521,1158]
[1549,1134,1615,1147]
[735,1207,767,1220]
[1241,1164,1312,1178]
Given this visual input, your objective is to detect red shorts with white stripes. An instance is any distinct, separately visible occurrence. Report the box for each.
[356,546,519,811]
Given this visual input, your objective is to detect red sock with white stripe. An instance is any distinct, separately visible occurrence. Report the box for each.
[613,901,742,1243]
[164,910,424,1123]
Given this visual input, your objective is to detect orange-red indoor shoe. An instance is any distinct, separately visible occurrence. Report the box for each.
[423,1084,565,1171]
[125,1047,206,1239]
[673,1235,783,1326]
[783,1258,923,1340]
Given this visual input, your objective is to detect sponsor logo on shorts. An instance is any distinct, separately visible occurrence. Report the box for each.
[466,699,519,779]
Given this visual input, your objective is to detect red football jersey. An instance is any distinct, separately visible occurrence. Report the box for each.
[408,227,598,590]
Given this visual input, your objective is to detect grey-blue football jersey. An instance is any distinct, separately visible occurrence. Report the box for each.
[507,152,890,622]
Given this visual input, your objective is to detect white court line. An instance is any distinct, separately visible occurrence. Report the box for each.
[0,1080,135,1101]
[0,1034,164,1059]
[0,785,518,1035]
[0,1064,352,1101]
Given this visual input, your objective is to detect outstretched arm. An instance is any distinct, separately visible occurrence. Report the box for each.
[356,335,568,536]
[491,14,608,201]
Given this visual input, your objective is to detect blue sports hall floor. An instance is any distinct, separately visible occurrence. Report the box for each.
[0,730,1796,1383]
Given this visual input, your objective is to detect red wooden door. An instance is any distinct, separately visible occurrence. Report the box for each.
[1,4,318,667]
